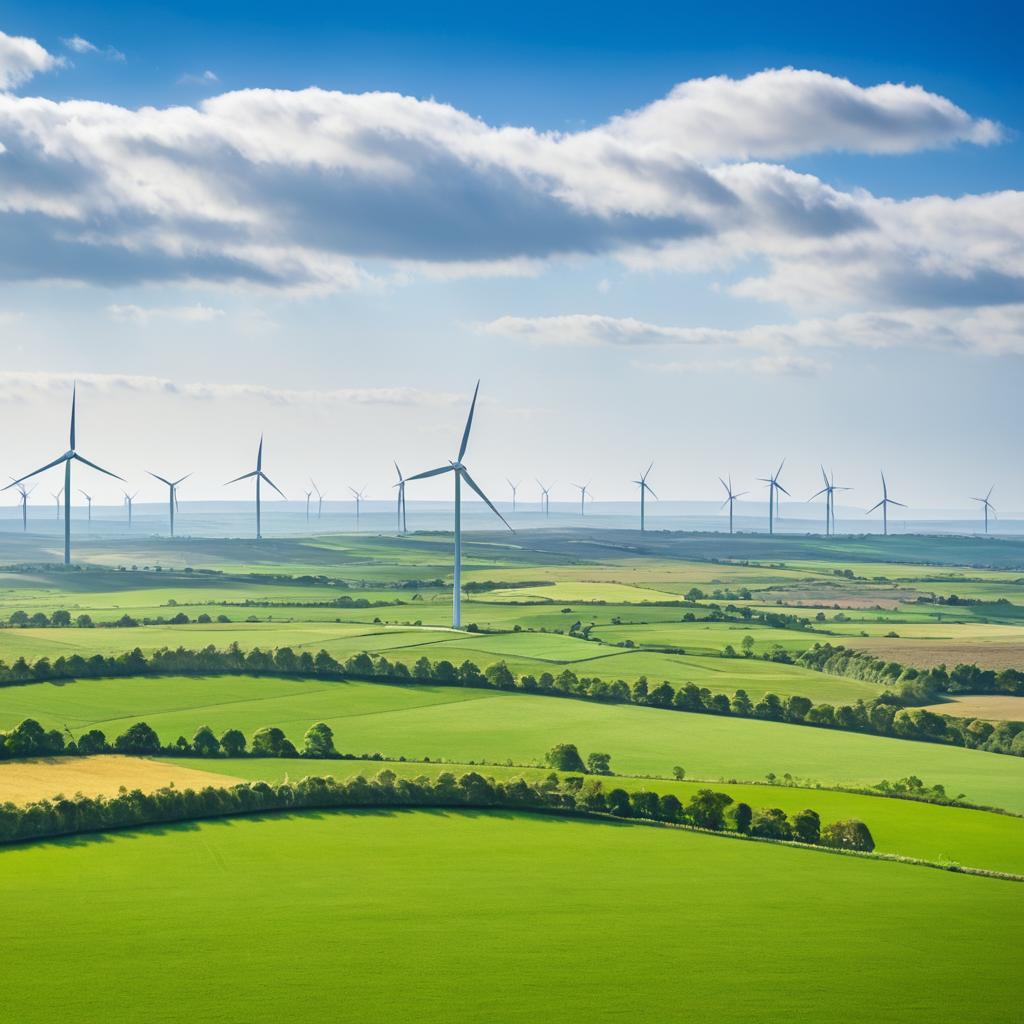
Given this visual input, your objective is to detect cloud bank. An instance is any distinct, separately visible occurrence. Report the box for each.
[0,30,63,90]
[0,51,1015,310]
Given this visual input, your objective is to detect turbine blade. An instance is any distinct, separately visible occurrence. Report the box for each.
[73,453,124,481]
[775,483,791,497]
[889,500,907,508]
[458,380,480,462]
[646,485,659,500]
[460,467,513,532]
[405,464,454,482]
[225,470,258,486]
[867,500,883,514]
[257,435,264,471]
[70,383,76,450]
[4,453,71,490]
[809,487,828,500]
[148,471,173,486]
[173,473,192,486]
[394,461,403,482]
[260,471,286,499]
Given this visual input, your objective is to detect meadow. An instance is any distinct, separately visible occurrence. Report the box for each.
[0,810,1018,1023]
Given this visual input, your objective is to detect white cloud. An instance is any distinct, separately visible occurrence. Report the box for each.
[61,36,125,61]
[0,54,1015,308]
[107,303,225,323]
[479,304,1024,362]
[0,371,461,407]
[178,70,219,86]
[0,29,63,90]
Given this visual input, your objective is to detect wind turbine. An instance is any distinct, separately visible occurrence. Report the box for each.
[572,482,592,517]
[52,490,63,520]
[304,488,313,522]
[78,490,93,522]
[394,462,407,533]
[537,480,552,517]
[634,463,657,531]
[12,481,34,532]
[148,471,190,537]
[970,486,996,535]
[809,465,841,536]
[506,479,520,514]
[4,386,122,564]
[719,476,747,535]
[349,486,366,531]
[866,471,905,536]
[311,479,324,519]
[404,381,511,629]
[123,490,139,528]
[757,460,789,535]
[225,436,285,540]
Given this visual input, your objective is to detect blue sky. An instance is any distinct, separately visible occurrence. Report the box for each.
[0,1,1021,514]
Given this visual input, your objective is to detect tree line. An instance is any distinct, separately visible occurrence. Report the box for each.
[0,765,873,853]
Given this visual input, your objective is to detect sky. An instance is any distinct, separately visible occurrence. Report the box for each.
[0,0,1021,516]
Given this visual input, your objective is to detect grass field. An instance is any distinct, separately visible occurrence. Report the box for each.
[922,695,1024,721]
[2,674,1022,812]
[0,810,1018,1023]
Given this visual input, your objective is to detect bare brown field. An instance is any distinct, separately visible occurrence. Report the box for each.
[922,695,1024,722]
[850,638,1024,671]
[0,755,240,806]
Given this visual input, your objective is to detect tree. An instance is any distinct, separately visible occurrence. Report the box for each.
[303,722,337,759]
[658,793,683,821]
[5,719,49,757]
[792,809,821,844]
[76,614,94,628]
[114,722,161,755]
[545,743,585,772]
[672,765,686,780]
[251,727,292,757]
[192,725,221,757]
[50,609,72,627]
[732,802,753,834]
[822,819,875,852]
[687,789,733,830]
[8,610,28,626]
[219,729,246,757]
[76,729,108,755]
[586,751,612,775]
[750,807,792,840]
[741,635,755,656]
[606,788,632,817]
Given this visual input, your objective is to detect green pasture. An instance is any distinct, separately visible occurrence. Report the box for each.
[201,758,1024,875]
[3,675,1022,811]
[0,810,1017,1024]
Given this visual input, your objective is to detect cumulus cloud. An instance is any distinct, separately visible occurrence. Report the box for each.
[0,30,63,90]
[178,70,218,86]
[0,52,1015,306]
[0,370,460,407]
[61,36,125,61]
[480,304,1024,362]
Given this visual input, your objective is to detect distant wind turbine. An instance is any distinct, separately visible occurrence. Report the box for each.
[394,462,407,533]
[304,488,313,522]
[719,476,747,535]
[311,479,324,519]
[148,471,190,537]
[349,486,367,530]
[52,490,63,520]
[13,481,35,532]
[225,436,285,540]
[757,460,789,535]
[79,490,93,522]
[4,385,122,564]
[970,486,996,535]
[572,482,592,517]
[634,463,657,531]
[537,480,552,517]
[506,479,520,513]
[123,490,139,528]
[808,466,850,536]
[867,472,905,536]
[404,381,511,629]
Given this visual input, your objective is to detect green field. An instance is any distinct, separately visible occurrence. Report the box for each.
[3,674,1022,812]
[0,810,1018,1024]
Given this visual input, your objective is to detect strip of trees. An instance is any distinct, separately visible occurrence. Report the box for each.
[0,642,1019,757]
[0,766,873,853]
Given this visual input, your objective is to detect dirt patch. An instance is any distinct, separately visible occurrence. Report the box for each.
[922,696,1024,723]
[0,755,240,806]
[850,639,1024,671]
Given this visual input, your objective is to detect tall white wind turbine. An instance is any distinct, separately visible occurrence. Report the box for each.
[634,463,657,531]
[13,482,35,532]
[970,486,996,535]
[866,471,905,536]
[404,381,511,629]
[4,386,122,564]
[572,482,592,517]
[394,462,407,533]
[123,490,139,528]
[537,480,552,517]
[349,486,367,531]
[148,471,190,537]
[225,436,285,540]
[719,476,747,535]
[757,460,789,535]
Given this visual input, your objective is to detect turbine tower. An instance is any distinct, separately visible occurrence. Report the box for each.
[866,472,905,536]
[123,490,139,528]
[311,480,324,519]
[4,386,122,564]
[537,480,552,517]
[634,463,657,531]
[572,482,592,517]
[303,488,314,522]
[52,490,63,520]
[79,490,93,522]
[349,486,366,531]
[718,476,747,535]
[757,460,789,535]
[148,471,190,537]
[394,462,407,533]
[970,486,996,535]
[404,381,511,629]
[14,482,35,531]
[507,479,520,514]
[808,465,850,537]
[225,436,285,540]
